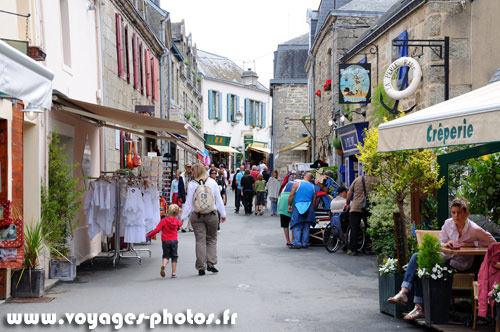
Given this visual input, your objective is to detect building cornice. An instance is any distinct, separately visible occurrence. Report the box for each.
[201,76,269,94]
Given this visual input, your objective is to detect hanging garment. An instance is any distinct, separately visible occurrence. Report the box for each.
[121,185,146,243]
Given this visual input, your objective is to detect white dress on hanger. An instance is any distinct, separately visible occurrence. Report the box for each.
[121,186,146,243]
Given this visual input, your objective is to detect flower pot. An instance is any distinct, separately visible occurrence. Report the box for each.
[335,149,343,156]
[422,277,452,324]
[11,269,45,298]
[49,257,77,281]
[379,272,414,318]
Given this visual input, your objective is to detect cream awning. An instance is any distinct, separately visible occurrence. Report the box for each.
[0,40,54,109]
[279,135,311,154]
[53,94,187,139]
[378,81,500,152]
[247,143,271,154]
[206,144,240,153]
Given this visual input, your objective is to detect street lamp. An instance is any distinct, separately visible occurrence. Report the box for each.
[21,103,43,120]
[340,110,366,122]
[235,111,243,122]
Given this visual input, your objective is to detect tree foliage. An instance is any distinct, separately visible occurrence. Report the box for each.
[358,125,444,262]
[41,130,85,258]
[458,153,500,224]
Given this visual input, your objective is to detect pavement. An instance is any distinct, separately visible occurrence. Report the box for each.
[0,191,429,331]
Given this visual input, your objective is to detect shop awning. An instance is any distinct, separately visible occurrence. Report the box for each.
[0,39,54,109]
[247,143,271,154]
[206,144,240,153]
[53,94,187,139]
[378,81,500,152]
[279,136,311,154]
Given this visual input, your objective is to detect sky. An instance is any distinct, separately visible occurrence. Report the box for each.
[160,0,321,88]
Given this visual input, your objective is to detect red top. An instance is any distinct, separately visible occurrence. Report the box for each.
[146,217,183,241]
[250,170,260,181]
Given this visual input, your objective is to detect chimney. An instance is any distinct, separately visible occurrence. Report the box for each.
[241,68,258,87]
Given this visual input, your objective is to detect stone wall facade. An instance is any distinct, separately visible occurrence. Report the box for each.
[345,1,474,123]
[272,84,309,176]
[102,0,163,171]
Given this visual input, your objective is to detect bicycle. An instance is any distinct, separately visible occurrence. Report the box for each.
[323,211,366,253]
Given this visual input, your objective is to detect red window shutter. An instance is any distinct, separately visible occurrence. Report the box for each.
[139,42,144,94]
[153,57,159,101]
[132,34,138,89]
[145,49,151,97]
[115,13,123,77]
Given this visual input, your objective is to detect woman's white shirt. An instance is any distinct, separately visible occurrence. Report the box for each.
[180,177,226,220]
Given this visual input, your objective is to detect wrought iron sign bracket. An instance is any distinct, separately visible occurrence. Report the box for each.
[392,37,450,101]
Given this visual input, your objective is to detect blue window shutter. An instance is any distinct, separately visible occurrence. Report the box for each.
[254,102,258,126]
[236,96,240,122]
[244,98,250,125]
[359,57,368,107]
[208,90,213,119]
[397,30,408,90]
[217,91,222,119]
[261,103,266,128]
[227,94,231,122]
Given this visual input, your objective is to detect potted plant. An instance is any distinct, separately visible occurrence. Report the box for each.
[41,130,84,281]
[332,137,343,156]
[184,112,191,120]
[417,234,455,324]
[323,79,332,92]
[215,116,221,122]
[11,220,48,298]
[378,258,414,317]
[315,89,321,97]
[196,76,201,83]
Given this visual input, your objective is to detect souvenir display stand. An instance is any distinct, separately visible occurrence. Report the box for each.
[89,171,153,267]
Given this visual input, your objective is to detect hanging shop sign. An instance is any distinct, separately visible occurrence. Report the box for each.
[0,201,24,269]
[339,63,372,104]
[383,57,422,100]
[337,122,369,157]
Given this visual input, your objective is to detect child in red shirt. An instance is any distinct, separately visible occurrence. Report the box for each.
[146,204,183,278]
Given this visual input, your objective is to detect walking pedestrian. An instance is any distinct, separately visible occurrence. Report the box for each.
[146,204,183,278]
[277,180,295,246]
[170,170,182,207]
[288,172,316,249]
[234,165,245,214]
[240,170,255,216]
[255,174,266,215]
[267,170,280,216]
[179,163,194,232]
[343,174,378,255]
[180,163,226,276]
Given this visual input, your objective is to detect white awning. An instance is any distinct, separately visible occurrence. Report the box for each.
[206,144,240,153]
[378,81,500,152]
[0,39,54,109]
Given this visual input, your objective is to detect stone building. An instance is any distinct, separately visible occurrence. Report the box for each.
[169,20,204,167]
[270,34,310,176]
[339,0,500,119]
[101,0,164,171]
[306,0,397,165]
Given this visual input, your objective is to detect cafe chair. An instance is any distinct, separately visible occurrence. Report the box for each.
[415,230,441,246]
[451,273,475,312]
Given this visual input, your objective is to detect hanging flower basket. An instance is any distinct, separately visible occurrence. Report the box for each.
[323,79,332,92]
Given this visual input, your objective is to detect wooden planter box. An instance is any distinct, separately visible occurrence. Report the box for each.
[11,269,45,298]
[422,277,452,324]
[49,257,76,281]
[379,272,414,318]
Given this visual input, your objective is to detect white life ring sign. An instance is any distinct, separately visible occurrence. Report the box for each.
[383,57,422,100]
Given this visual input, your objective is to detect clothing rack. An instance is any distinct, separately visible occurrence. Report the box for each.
[89,171,151,267]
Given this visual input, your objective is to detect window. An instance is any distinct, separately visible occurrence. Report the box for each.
[208,90,221,120]
[60,0,71,67]
[244,98,266,128]
[124,26,130,82]
[226,94,239,122]
[132,34,138,89]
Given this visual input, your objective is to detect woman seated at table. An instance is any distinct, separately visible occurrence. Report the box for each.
[388,198,496,320]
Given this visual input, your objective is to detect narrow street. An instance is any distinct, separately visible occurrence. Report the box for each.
[0,193,426,332]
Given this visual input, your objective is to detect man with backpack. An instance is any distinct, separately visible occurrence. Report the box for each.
[180,163,226,276]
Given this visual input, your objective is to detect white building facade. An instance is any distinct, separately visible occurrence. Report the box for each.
[198,50,270,170]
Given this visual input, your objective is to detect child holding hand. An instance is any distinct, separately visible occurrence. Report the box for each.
[146,204,183,278]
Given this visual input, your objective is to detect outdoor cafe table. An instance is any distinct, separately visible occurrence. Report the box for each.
[440,247,488,255]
